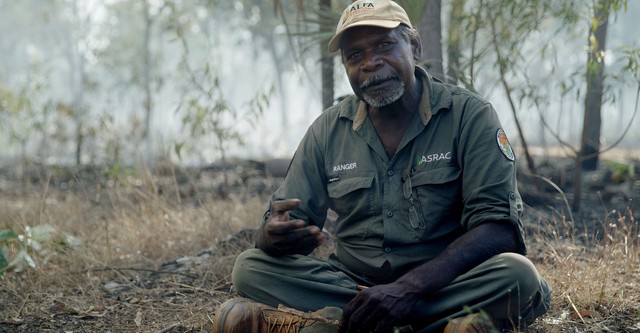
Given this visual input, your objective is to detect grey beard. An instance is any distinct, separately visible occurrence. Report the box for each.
[360,76,405,107]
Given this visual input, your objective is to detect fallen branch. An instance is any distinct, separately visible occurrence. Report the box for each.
[168,281,226,296]
[155,322,181,333]
[76,267,199,279]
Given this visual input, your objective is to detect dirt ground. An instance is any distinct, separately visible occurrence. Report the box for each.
[0,243,240,333]
[0,157,639,333]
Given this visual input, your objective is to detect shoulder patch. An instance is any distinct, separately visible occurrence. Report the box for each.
[496,128,515,161]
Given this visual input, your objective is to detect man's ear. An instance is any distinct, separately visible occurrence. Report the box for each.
[411,37,422,62]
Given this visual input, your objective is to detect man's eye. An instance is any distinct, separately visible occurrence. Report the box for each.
[378,41,392,49]
[347,52,362,61]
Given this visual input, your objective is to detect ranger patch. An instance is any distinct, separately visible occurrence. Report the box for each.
[496,128,515,161]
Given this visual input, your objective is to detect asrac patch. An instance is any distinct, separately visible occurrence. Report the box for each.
[496,128,515,161]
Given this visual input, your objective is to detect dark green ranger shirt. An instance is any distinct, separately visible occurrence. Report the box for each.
[268,67,525,284]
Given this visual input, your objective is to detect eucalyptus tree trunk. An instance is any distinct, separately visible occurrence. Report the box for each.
[579,0,610,171]
[446,0,464,85]
[267,35,289,127]
[142,0,153,156]
[70,0,86,165]
[418,0,443,81]
[320,0,334,111]
[574,0,611,211]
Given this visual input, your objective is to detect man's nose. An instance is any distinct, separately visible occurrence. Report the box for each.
[360,51,383,71]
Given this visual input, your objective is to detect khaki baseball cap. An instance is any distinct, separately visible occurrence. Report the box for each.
[328,0,412,52]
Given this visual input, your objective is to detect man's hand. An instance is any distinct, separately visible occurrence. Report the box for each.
[339,222,518,332]
[340,282,420,333]
[256,199,324,256]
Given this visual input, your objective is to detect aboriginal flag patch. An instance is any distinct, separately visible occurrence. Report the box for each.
[496,128,515,161]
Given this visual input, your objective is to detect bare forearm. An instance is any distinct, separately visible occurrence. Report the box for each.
[395,222,518,295]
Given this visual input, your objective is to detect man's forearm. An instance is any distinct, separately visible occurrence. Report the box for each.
[395,222,518,295]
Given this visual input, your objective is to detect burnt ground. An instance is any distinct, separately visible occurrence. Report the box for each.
[0,233,252,333]
[0,155,639,333]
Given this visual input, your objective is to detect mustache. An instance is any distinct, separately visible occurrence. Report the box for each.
[360,74,400,90]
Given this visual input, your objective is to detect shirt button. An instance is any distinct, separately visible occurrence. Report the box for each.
[386,210,393,217]
[387,170,394,176]
[384,247,391,253]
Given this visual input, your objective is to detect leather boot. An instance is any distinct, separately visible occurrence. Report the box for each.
[211,297,340,333]
[443,312,497,333]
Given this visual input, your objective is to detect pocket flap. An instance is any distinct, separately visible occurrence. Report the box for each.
[411,167,460,186]
[327,175,374,198]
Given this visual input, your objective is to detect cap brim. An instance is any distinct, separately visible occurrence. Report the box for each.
[328,20,401,53]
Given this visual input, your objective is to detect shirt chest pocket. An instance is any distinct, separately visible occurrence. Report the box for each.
[408,167,462,238]
[327,173,375,218]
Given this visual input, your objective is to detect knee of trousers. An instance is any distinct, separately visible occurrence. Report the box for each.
[490,252,543,303]
[231,248,268,295]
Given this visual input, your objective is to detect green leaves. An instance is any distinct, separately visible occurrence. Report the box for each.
[0,229,18,241]
[0,229,19,275]
[620,46,640,80]
[0,225,81,277]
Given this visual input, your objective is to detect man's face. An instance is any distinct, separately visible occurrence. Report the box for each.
[340,26,419,108]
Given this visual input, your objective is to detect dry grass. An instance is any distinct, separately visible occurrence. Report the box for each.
[0,169,267,332]
[0,167,639,332]
[524,208,640,332]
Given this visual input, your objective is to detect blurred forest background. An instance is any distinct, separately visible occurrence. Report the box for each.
[0,0,639,208]
[1,1,640,331]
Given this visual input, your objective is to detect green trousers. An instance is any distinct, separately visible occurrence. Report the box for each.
[232,249,551,332]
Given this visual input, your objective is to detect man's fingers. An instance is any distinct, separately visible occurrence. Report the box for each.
[270,199,301,215]
[268,223,318,237]
[270,199,301,222]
